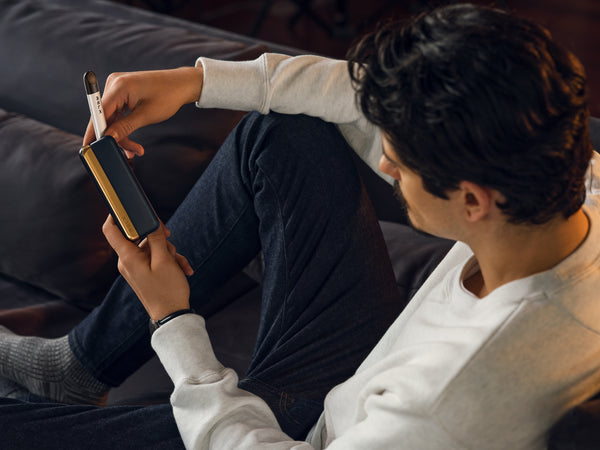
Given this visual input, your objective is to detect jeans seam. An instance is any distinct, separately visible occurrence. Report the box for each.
[279,392,301,425]
[241,376,323,408]
[255,165,289,341]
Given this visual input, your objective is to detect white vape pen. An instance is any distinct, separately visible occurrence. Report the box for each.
[84,71,107,140]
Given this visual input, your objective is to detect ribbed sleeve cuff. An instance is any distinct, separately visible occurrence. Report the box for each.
[196,56,268,113]
[151,313,225,382]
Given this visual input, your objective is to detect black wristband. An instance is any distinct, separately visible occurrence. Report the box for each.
[149,308,196,333]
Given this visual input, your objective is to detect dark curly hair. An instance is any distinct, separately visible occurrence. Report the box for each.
[347,4,592,224]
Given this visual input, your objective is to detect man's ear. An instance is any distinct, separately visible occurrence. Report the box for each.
[458,181,495,223]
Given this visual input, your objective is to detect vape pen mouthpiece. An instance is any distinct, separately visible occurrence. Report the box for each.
[84,71,99,95]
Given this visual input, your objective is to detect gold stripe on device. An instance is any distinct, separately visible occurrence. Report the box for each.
[81,146,139,240]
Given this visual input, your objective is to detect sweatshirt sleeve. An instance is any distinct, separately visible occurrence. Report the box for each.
[151,313,314,450]
[152,314,464,450]
[195,53,391,185]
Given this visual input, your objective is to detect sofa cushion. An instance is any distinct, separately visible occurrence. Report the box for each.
[548,393,600,449]
[379,221,454,300]
[0,109,116,308]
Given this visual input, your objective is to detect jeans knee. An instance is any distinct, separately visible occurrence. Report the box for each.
[238,111,358,185]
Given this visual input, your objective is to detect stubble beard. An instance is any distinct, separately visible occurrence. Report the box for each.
[393,180,413,227]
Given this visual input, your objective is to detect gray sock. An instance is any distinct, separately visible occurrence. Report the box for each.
[0,326,109,405]
[0,375,30,400]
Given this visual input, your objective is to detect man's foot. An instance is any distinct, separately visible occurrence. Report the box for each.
[0,326,109,405]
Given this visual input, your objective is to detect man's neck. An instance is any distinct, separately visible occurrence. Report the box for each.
[464,208,590,298]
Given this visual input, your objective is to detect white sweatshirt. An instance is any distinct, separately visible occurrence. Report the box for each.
[151,54,600,449]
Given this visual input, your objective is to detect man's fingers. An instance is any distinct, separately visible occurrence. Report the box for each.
[163,223,171,238]
[119,137,145,157]
[145,225,172,260]
[154,224,193,276]
[103,215,192,277]
[176,253,195,276]
[83,120,96,146]
[96,74,145,154]
[102,215,136,258]
[166,240,177,256]
[104,113,144,151]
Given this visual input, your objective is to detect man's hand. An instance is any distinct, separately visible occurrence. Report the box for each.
[102,215,194,321]
[83,66,204,158]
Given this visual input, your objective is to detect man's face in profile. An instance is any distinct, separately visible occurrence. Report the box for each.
[380,137,456,239]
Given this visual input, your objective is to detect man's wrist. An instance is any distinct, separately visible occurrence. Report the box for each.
[149,308,196,333]
[182,65,203,104]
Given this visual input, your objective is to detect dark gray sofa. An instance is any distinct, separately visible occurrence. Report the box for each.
[1,0,600,446]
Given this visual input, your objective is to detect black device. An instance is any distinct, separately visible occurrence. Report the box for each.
[80,136,160,241]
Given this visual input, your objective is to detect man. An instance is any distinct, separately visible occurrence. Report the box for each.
[1,4,599,448]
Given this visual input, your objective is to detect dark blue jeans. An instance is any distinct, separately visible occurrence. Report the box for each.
[1,113,424,447]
